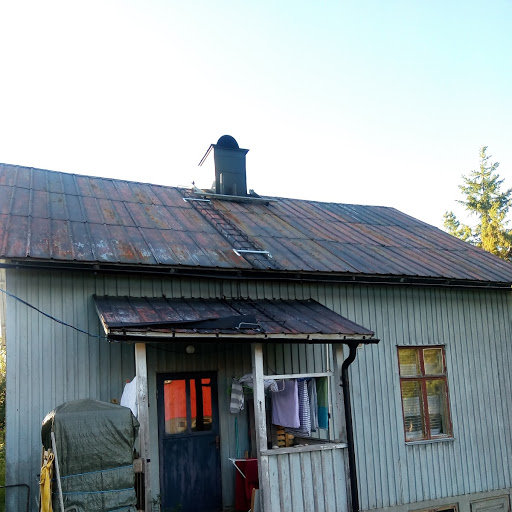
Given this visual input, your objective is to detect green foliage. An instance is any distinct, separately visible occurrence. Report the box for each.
[444,146,512,260]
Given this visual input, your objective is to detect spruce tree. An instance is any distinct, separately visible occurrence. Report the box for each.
[444,146,512,260]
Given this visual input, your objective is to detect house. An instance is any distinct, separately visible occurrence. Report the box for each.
[1,135,512,512]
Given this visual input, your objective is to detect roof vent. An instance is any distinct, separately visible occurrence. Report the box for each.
[199,135,249,196]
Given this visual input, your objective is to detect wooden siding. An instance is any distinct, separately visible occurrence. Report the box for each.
[4,269,512,511]
[262,447,348,512]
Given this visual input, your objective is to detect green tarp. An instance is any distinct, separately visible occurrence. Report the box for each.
[41,399,139,512]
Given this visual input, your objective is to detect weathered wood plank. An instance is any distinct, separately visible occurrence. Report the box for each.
[252,342,271,512]
[288,452,305,512]
[135,343,152,511]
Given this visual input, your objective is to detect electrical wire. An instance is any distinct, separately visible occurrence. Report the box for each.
[0,287,108,341]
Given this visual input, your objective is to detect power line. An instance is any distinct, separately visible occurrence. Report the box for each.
[0,287,109,341]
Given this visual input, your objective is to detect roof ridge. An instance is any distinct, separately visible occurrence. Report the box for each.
[1,162,404,210]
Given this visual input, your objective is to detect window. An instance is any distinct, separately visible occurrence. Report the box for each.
[163,377,213,434]
[398,346,452,441]
[413,505,458,512]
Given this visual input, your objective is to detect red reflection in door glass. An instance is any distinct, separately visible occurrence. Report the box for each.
[190,379,197,428]
[191,378,213,431]
[164,379,187,434]
[202,379,212,428]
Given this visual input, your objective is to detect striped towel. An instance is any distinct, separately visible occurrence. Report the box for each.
[286,379,311,437]
[230,379,244,414]
[308,378,318,432]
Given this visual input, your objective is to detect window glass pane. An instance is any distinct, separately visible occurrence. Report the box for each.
[190,379,197,430]
[423,348,444,375]
[398,348,421,376]
[191,378,213,432]
[427,379,450,436]
[401,380,425,441]
[202,378,213,430]
[164,379,187,434]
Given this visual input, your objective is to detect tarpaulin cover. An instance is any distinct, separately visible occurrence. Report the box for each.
[41,399,139,512]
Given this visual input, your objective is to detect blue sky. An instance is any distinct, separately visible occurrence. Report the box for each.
[0,0,511,228]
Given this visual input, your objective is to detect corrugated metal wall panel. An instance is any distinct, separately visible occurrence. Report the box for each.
[4,270,512,511]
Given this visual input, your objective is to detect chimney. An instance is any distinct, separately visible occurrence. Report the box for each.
[211,135,249,196]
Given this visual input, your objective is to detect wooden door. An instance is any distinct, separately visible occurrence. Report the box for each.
[157,372,222,512]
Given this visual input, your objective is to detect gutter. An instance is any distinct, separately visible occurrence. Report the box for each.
[1,260,511,290]
[342,339,379,512]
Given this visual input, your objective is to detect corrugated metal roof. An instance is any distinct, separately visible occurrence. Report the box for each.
[94,296,376,341]
[2,163,512,284]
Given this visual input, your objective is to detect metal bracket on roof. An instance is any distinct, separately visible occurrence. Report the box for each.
[236,322,262,331]
[233,249,273,259]
[183,197,212,203]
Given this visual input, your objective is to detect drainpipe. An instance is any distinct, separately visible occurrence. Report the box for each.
[341,342,360,512]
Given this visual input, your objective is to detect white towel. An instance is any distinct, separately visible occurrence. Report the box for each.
[120,377,138,417]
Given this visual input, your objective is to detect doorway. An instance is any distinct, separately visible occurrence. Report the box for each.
[157,372,222,512]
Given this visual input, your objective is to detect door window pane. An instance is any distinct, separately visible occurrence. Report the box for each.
[164,379,187,434]
[201,378,212,430]
[398,348,421,376]
[191,378,213,432]
[401,380,425,441]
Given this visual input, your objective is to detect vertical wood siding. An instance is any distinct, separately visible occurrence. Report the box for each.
[4,270,512,511]
[263,448,348,512]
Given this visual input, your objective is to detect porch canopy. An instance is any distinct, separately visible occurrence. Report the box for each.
[94,296,378,343]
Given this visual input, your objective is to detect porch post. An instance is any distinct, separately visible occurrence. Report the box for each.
[251,342,271,512]
[135,342,152,511]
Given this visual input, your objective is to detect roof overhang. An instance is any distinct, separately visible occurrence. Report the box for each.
[2,259,512,290]
[94,296,379,345]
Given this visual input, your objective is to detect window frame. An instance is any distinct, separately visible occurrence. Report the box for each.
[397,345,453,442]
[160,372,218,439]
[412,504,459,512]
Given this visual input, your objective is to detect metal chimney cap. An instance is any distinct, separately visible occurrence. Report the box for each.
[216,135,239,149]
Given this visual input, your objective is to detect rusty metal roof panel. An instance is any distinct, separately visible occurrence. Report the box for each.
[50,219,74,259]
[94,296,376,339]
[11,186,30,216]
[27,217,51,258]
[0,186,13,214]
[69,221,94,260]
[153,185,192,207]
[32,168,49,191]
[1,215,29,257]
[2,163,512,283]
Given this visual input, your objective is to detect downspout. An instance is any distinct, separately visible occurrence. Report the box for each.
[341,341,360,512]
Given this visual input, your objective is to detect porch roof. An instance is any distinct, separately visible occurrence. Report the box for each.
[94,296,378,343]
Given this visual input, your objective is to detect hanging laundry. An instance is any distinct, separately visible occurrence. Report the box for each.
[120,377,138,417]
[239,373,280,392]
[271,379,300,428]
[317,377,329,429]
[308,378,319,432]
[286,379,312,437]
[230,379,244,414]
[39,450,54,512]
